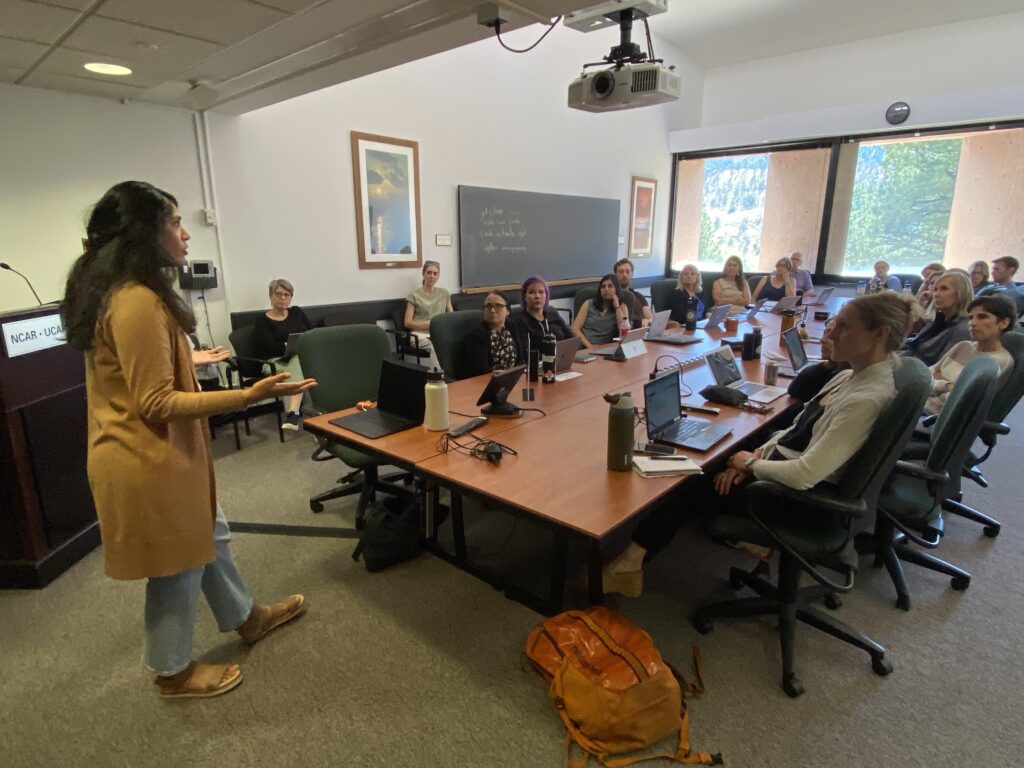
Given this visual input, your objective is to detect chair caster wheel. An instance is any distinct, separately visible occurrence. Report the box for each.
[824,593,842,610]
[983,525,1000,538]
[872,656,894,676]
[782,676,804,698]
[310,501,324,513]
[691,617,714,635]
[951,575,970,591]
[895,594,911,611]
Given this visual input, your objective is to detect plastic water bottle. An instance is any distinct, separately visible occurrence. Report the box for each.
[607,392,634,471]
[423,367,449,431]
[903,280,913,296]
[856,280,867,296]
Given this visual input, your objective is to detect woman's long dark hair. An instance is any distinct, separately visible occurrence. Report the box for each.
[595,273,624,313]
[62,181,195,351]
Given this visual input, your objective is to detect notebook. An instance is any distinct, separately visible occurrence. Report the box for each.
[330,358,427,438]
[632,455,703,477]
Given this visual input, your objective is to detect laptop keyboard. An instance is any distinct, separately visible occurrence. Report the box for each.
[737,381,763,395]
[664,419,706,441]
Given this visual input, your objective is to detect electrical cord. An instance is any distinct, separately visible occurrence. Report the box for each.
[436,433,518,464]
[651,354,693,397]
[517,406,547,416]
[494,15,562,53]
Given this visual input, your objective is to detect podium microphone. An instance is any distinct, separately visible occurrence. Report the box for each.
[0,262,43,305]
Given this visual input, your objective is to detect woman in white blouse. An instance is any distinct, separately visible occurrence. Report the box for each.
[602,290,918,597]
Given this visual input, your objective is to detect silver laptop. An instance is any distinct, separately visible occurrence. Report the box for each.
[761,295,800,314]
[589,327,647,359]
[553,336,582,372]
[703,345,788,404]
[646,309,703,345]
[778,327,820,378]
[728,299,765,321]
[696,304,730,330]
[644,369,732,452]
[806,287,834,306]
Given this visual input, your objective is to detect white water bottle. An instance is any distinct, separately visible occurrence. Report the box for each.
[903,280,913,296]
[424,368,449,431]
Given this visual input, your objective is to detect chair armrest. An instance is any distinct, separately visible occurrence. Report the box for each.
[746,480,868,521]
[892,460,948,485]
[900,442,930,461]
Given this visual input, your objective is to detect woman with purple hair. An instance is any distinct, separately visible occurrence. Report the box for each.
[509,275,573,352]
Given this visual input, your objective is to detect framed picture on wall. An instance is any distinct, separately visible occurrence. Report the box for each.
[351,131,423,269]
[628,176,657,258]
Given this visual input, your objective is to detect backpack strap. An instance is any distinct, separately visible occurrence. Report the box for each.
[665,646,707,699]
[564,611,649,682]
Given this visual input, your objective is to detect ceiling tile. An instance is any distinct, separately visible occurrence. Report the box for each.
[25,0,94,9]
[36,47,169,87]
[21,69,146,99]
[0,35,48,67]
[98,0,289,47]
[254,0,323,13]
[59,16,223,81]
[0,0,80,45]
[0,64,23,83]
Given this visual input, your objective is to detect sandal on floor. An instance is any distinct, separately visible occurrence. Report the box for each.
[156,662,242,699]
[237,594,307,646]
[603,566,643,598]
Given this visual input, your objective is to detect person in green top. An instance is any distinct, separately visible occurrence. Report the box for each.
[404,260,453,370]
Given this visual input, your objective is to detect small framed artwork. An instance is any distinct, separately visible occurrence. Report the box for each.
[351,131,423,269]
[628,176,657,258]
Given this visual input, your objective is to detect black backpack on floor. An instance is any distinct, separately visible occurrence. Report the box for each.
[352,496,424,572]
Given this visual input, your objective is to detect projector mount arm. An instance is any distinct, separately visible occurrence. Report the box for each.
[581,9,663,71]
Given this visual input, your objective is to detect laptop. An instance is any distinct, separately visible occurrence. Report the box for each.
[703,345,788,404]
[554,336,582,372]
[330,358,428,438]
[646,309,704,345]
[805,286,834,306]
[761,295,800,314]
[778,327,821,378]
[284,332,304,357]
[589,327,647,360]
[728,299,766,321]
[644,369,732,452]
[695,304,730,330]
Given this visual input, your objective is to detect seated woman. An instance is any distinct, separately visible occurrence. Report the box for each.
[253,278,313,429]
[602,291,915,597]
[751,256,797,303]
[711,255,752,310]
[903,270,973,366]
[868,260,902,292]
[969,260,992,295]
[572,273,630,348]
[924,294,1016,415]
[462,291,523,378]
[666,264,705,325]
[509,275,574,353]
[404,260,453,370]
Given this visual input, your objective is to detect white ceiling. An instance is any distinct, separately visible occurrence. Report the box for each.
[1,0,1021,113]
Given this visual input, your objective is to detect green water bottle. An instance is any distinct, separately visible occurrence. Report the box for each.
[607,391,635,471]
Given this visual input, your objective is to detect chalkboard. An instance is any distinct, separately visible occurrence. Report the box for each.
[458,185,620,290]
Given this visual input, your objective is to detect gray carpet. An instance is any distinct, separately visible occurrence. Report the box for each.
[3,406,1023,768]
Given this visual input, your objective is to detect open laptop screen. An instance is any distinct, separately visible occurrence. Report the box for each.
[377,358,427,420]
[781,327,807,371]
[704,346,743,386]
[644,370,681,435]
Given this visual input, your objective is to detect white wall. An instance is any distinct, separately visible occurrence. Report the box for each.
[209,25,704,315]
[670,12,1024,152]
[0,84,229,345]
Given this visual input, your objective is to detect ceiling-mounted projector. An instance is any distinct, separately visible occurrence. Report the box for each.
[565,1,678,113]
[568,62,679,112]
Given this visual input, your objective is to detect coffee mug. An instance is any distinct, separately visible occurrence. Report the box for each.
[724,317,739,334]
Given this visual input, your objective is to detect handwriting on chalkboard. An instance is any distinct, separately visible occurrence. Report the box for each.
[479,206,528,254]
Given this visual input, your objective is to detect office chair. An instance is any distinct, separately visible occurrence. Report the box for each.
[387,304,432,364]
[226,325,285,445]
[649,279,677,313]
[940,331,1024,538]
[859,356,998,610]
[298,325,414,527]
[692,357,931,697]
[429,309,484,382]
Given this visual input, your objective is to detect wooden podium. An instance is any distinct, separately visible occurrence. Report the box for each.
[0,304,98,588]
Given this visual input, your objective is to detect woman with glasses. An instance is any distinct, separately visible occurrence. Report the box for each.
[253,278,312,429]
[463,291,524,377]
[751,256,797,303]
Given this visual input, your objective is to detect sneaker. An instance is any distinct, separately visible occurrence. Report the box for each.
[282,412,300,431]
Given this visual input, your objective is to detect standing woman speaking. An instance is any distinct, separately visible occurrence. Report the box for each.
[62,181,315,699]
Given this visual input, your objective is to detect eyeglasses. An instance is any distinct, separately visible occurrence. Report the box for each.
[483,302,508,311]
[273,291,292,298]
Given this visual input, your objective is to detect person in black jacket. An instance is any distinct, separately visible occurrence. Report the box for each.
[508,275,573,353]
[252,278,312,429]
[463,291,524,378]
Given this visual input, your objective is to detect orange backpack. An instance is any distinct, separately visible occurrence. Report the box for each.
[525,607,720,768]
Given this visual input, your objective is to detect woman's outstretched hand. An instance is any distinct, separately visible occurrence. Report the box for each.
[245,372,317,404]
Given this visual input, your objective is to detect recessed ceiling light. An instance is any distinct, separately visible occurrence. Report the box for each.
[83,62,132,76]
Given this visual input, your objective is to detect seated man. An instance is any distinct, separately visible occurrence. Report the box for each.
[977,256,1024,316]
[614,258,652,328]
[789,251,814,295]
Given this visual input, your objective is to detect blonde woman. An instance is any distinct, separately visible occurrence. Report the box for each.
[903,270,974,366]
[712,256,752,309]
[667,264,705,323]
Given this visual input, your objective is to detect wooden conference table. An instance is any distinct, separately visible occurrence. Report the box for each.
[304,297,846,612]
